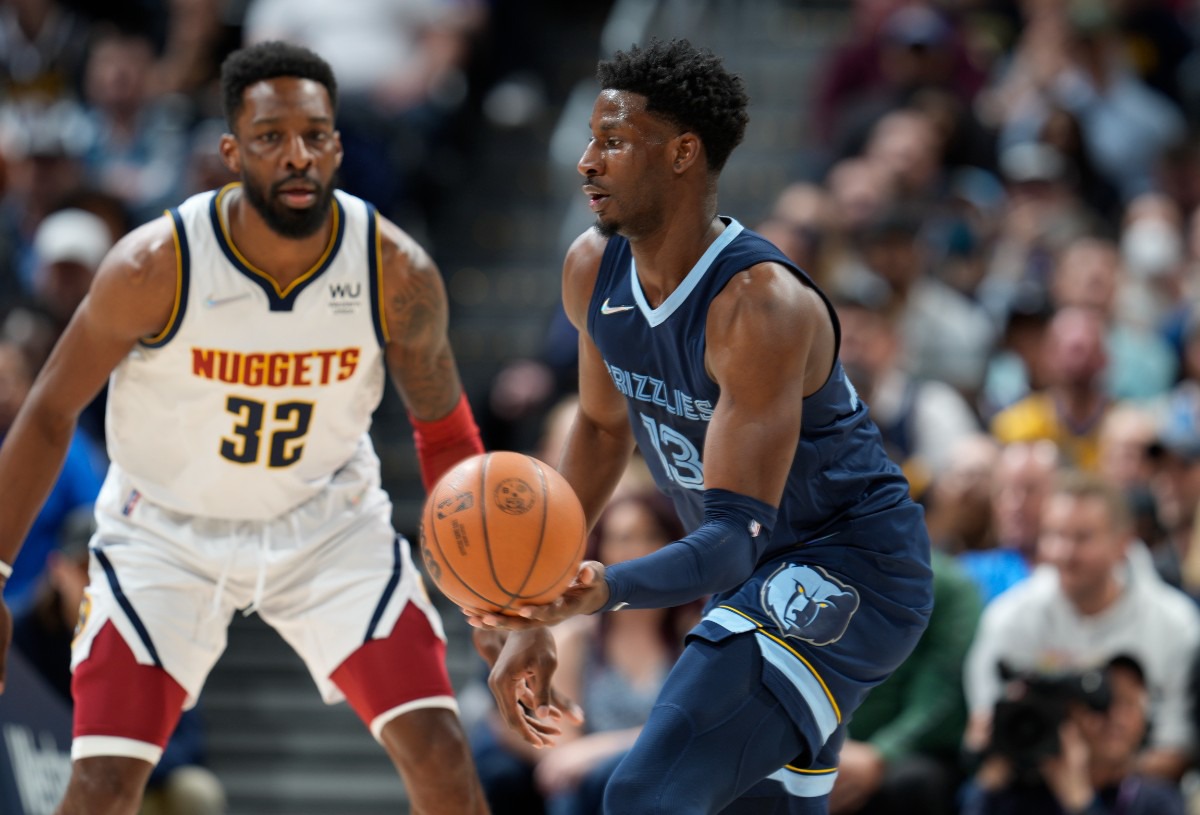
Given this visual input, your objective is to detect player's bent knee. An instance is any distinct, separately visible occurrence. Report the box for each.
[379,707,472,775]
[60,756,155,814]
[331,602,456,738]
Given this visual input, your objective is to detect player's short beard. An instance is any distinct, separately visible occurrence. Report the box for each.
[593,218,620,239]
[242,174,335,239]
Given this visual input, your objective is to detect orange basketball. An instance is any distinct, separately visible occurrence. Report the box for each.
[419,451,586,613]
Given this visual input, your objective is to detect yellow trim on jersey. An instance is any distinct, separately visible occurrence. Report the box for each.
[718,604,843,723]
[783,764,838,775]
[374,210,390,343]
[144,210,185,344]
[214,182,341,298]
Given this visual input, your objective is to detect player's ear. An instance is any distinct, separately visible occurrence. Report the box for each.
[333,130,344,169]
[219,132,241,175]
[671,132,702,175]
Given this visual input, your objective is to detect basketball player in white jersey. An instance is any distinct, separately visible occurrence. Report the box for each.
[0,42,494,814]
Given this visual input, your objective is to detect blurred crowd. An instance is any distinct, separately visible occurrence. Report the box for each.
[9,0,1200,813]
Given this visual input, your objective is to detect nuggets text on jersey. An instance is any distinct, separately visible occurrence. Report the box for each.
[191,347,361,387]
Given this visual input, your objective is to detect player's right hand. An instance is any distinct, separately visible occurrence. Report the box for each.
[487,628,583,748]
[0,593,12,694]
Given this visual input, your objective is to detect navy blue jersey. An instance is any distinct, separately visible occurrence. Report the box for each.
[587,218,911,557]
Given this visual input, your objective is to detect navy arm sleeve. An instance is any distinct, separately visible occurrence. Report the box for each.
[599,488,779,611]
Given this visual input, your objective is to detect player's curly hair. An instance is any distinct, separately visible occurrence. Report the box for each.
[220,41,338,129]
[597,38,749,172]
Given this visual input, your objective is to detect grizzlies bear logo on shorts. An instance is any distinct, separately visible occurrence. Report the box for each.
[761,563,860,646]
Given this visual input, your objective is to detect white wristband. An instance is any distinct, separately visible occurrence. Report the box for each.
[0,560,11,580]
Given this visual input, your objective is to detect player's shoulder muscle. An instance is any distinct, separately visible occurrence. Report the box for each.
[562,228,607,331]
[707,260,832,386]
[711,260,828,342]
[374,214,448,347]
[88,214,182,341]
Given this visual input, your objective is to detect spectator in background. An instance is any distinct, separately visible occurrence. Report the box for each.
[924,434,1000,555]
[28,206,115,455]
[842,205,997,399]
[0,0,90,106]
[80,26,191,224]
[242,0,487,224]
[754,182,836,288]
[826,156,898,239]
[959,440,1059,604]
[991,306,1112,471]
[830,549,982,815]
[964,471,1200,783]
[962,655,1186,815]
[0,338,102,614]
[0,101,91,283]
[835,292,981,498]
[976,142,1097,329]
[815,1,986,160]
[30,207,112,329]
[1095,405,1163,566]
[12,508,227,815]
[1117,192,1187,335]
[1145,421,1200,595]
[1049,237,1176,401]
[482,301,580,455]
[987,0,1186,203]
[980,288,1056,420]
[862,107,947,207]
[1036,106,1122,226]
[149,0,241,120]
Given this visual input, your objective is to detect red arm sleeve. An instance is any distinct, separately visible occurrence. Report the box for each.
[409,392,485,492]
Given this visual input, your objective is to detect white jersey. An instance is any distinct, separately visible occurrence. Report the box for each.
[106,183,389,520]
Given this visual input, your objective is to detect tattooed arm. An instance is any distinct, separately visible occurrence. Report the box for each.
[378,217,465,421]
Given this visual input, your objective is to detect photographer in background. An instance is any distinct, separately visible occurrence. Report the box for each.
[961,656,1185,815]
[963,470,1200,783]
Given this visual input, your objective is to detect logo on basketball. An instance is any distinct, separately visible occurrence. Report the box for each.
[436,491,474,520]
[494,478,535,515]
[419,529,443,582]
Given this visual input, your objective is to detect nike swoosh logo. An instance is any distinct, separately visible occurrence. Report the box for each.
[204,293,251,308]
[600,298,635,315]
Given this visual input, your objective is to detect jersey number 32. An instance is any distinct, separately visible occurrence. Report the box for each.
[220,396,314,468]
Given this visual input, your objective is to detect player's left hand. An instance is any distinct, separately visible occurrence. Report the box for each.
[463,561,609,630]
[486,628,584,748]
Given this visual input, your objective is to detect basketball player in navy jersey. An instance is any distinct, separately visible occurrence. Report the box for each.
[470,39,935,814]
[0,43,492,814]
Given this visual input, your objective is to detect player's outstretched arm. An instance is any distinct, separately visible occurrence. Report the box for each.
[376,216,482,490]
[0,216,179,692]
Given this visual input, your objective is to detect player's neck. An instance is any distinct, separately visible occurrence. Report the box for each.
[629,210,724,308]
[225,187,335,289]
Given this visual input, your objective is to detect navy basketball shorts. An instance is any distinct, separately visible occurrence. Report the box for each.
[604,503,934,814]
